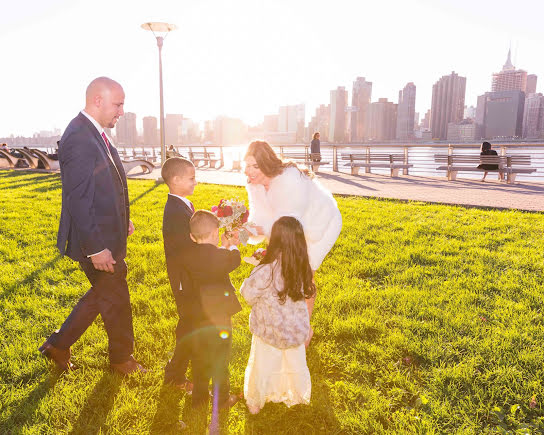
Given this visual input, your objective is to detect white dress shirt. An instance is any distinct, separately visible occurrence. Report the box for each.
[81,110,113,154]
[168,193,194,212]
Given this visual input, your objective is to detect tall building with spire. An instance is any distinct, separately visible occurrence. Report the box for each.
[491,49,528,93]
[396,82,416,140]
[350,77,372,142]
[431,72,466,140]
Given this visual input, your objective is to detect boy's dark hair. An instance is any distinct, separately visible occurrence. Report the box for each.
[190,210,220,242]
[161,157,194,186]
[260,216,316,303]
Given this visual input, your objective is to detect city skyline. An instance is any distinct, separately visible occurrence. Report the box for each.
[2,0,544,137]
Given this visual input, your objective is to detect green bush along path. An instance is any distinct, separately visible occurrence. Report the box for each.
[1,171,544,434]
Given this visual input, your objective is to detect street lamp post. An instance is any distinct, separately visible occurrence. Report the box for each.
[141,22,177,166]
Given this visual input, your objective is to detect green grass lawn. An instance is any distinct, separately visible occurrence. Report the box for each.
[1,170,544,434]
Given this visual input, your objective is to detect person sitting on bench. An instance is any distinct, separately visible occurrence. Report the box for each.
[477,141,503,182]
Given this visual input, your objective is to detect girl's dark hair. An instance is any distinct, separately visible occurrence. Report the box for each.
[260,216,316,303]
[481,141,492,152]
[244,140,313,178]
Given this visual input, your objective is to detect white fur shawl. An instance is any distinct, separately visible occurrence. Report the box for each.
[246,167,342,270]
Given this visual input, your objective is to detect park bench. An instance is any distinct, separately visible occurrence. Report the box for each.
[31,149,60,171]
[434,154,535,184]
[188,148,222,168]
[341,152,413,176]
[0,149,25,168]
[280,150,329,173]
[17,148,41,169]
[121,159,155,175]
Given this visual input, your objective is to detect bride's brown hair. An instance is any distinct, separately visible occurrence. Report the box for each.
[244,140,312,178]
[260,216,316,303]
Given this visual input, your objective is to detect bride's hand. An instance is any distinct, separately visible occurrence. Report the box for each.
[247,224,264,235]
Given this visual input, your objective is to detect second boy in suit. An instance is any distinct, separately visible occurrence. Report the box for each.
[181,210,242,408]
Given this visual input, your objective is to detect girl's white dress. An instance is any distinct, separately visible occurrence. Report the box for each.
[246,166,342,270]
[241,262,312,411]
[244,335,311,410]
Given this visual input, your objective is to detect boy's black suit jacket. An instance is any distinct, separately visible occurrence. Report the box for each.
[179,243,242,328]
[162,195,195,314]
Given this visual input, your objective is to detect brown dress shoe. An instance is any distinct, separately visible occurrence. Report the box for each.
[218,392,242,409]
[38,341,74,371]
[110,356,148,376]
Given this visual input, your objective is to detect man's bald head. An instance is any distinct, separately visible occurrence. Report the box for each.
[84,77,125,129]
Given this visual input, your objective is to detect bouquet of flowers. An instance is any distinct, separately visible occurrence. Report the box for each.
[243,248,267,266]
[211,198,252,245]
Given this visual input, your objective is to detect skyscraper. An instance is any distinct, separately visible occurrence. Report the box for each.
[396,82,416,140]
[483,90,525,139]
[115,112,137,145]
[308,104,330,142]
[368,98,397,141]
[522,93,544,139]
[491,49,527,93]
[214,117,248,145]
[165,114,183,146]
[431,72,466,140]
[329,87,348,143]
[278,104,305,141]
[350,77,372,142]
[143,116,158,146]
[263,114,279,132]
[527,74,538,95]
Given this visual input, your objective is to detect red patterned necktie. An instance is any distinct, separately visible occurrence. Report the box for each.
[190,202,195,213]
[101,132,111,154]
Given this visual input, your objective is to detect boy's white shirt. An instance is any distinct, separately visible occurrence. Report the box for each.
[168,193,193,211]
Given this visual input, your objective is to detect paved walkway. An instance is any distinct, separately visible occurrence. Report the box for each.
[131,167,544,212]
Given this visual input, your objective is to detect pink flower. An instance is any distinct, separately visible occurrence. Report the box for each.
[242,210,249,223]
[211,206,218,212]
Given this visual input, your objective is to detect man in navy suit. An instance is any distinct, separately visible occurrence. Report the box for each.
[39,77,146,375]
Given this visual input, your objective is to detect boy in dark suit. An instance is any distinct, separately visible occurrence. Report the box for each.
[181,210,242,409]
[161,157,197,391]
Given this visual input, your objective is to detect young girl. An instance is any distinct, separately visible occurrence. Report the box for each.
[241,216,316,414]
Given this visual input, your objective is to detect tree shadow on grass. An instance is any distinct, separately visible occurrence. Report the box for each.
[0,173,59,189]
[0,372,61,433]
[31,181,62,193]
[129,183,161,207]
[68,372,122,435]
[242,345,345,435]
[1,254,63,298]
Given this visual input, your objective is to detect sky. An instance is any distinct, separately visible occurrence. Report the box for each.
[1,0,544,137]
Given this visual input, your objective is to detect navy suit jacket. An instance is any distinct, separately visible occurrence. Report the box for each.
[57,113,130,262]
[162,195,195,311]
[179,243,242,328]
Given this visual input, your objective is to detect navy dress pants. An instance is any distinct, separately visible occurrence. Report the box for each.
[48,259,134,364]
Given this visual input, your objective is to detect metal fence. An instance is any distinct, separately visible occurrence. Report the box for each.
[20,142,544,182]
